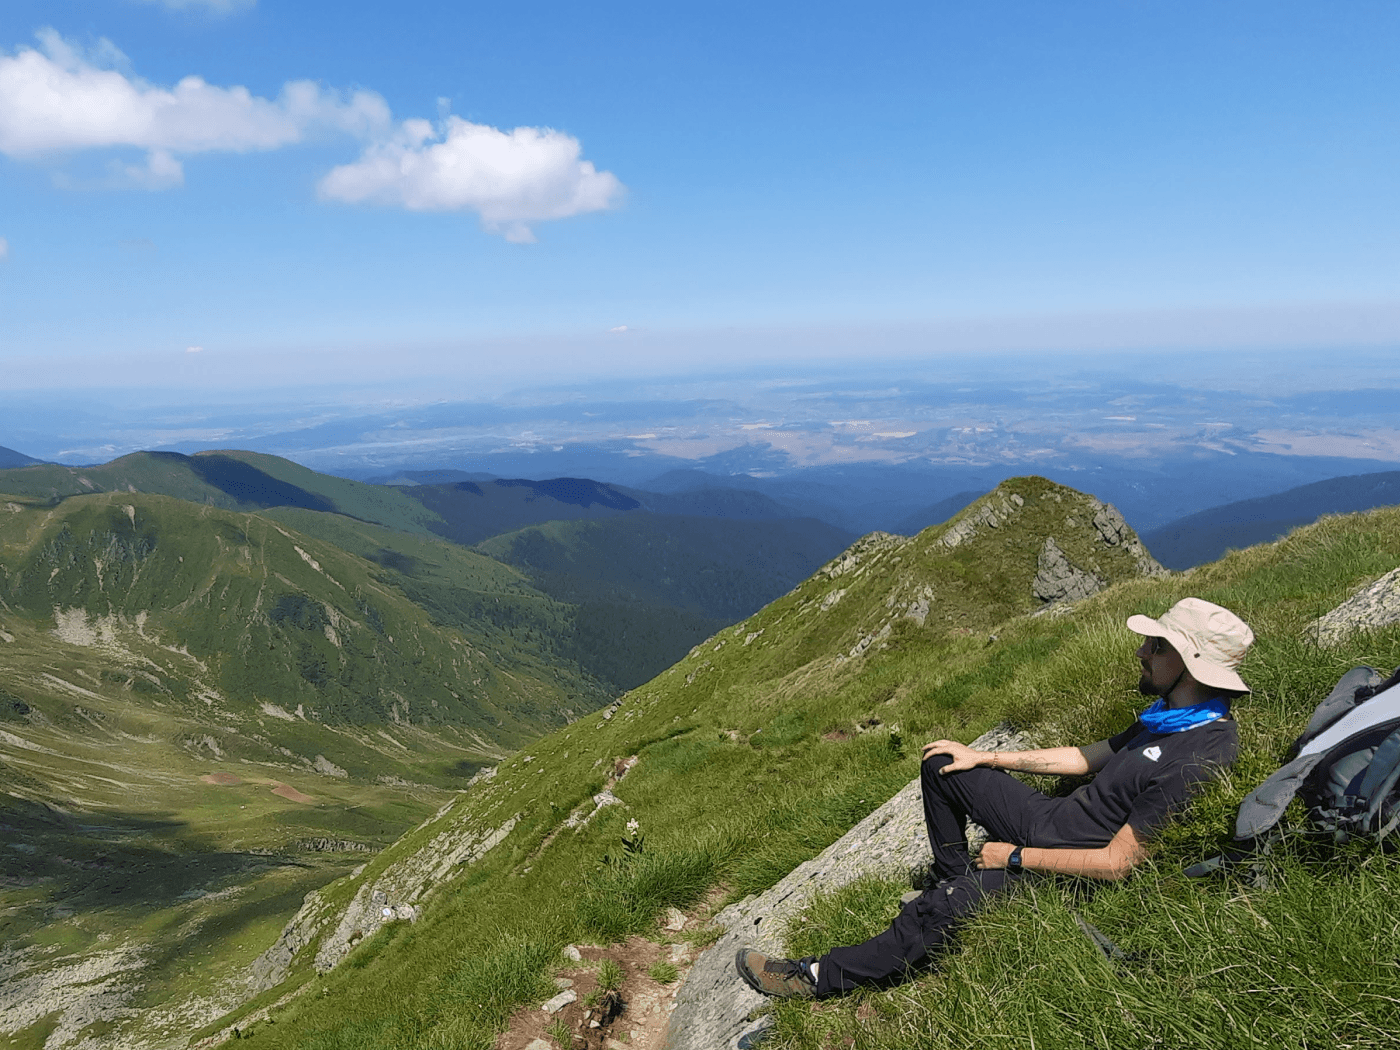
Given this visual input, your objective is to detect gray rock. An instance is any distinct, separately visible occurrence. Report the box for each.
[542,989,577,1013]
[1313,567,1400,646]
[1032,537,1106,604]
[313,754,348,778]
[939,493,1026,549]
[563,944,584,962]
[248,809,520,993]
[662,724,1032,1050]
[1090,500,1166,579]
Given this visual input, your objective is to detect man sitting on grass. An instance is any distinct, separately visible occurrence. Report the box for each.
[736,597,1253,998]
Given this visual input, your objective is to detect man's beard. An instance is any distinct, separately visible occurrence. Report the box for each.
[1137,671,1158,697]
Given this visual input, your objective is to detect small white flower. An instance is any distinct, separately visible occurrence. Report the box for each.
[626,819,640,834]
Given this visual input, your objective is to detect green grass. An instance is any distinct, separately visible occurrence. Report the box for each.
[596,958,624,991]
[220,492,1400,1050]
[647,960,680,983]
[772,846,1400,1050]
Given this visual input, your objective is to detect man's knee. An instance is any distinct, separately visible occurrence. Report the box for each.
[921,752,957,793]
[922,752,955,775]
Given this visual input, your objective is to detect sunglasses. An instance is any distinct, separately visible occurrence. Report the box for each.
[1145,637,1171,656]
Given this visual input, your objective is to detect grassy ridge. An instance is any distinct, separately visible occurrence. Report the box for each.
[0,492,595,750]
[212,477,1344,1048]
[0,450,445,537]
[222,495,1400,1048]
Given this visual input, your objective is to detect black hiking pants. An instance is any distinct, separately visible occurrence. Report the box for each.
[811,753,1074,995]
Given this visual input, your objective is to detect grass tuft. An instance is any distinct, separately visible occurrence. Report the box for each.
[647,960,680,983]
[576,848,717,943]
[596,958,624,991]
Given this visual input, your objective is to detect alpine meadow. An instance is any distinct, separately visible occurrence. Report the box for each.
[5,3,1400,1048]
[5,461,1398,1048]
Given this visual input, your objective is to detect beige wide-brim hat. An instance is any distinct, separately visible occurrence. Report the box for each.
[1127,597,1254,693]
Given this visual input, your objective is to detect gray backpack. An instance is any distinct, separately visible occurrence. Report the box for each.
[1188,665,1400,876]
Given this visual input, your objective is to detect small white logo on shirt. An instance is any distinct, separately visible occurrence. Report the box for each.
[1142,746,1162,762]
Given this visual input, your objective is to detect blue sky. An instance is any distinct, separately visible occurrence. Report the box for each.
[3,0,1399,385]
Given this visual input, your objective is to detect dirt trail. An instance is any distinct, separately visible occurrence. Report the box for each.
[497,896,722,1050]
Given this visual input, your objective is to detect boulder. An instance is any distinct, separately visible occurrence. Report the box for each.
[1032,537,1105,604]
[662,725,1031,1050]
[1313,566,1400,646]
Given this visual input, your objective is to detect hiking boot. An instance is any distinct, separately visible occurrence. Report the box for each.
[734,948,816,998]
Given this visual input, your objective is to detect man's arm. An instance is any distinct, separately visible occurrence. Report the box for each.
[922,738,1114,776]
[977,823,1146,881]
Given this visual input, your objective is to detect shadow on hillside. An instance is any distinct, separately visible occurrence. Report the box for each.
[0,797,311,914]
[150,451,337,513]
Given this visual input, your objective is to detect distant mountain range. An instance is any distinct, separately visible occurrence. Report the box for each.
[0,444,42,469]
[0,451,857,694]
[1142,470,1400,569]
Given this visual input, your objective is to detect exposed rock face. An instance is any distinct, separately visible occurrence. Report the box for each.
[819,533,905,579]
[1089,501,1165,579]
[246,796,518,994]
[662,725,1032,1050]
[1033,537,1106,604]
[939,492,1026,549]
[1313,566,1400,646]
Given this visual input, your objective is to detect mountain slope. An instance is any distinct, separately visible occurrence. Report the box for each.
[204,477,1208,1046]
[403,476,651,546]
[1142,469,1400,569]
[0,492,602,772]
[475,513,857,690]
[0,490,616,1048]
[0,450,445,536]
[0,444,42,469]
[216,485,1400,1050]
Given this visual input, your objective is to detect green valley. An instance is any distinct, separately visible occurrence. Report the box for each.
[0,491,606,1047]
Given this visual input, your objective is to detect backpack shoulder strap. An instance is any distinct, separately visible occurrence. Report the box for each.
[1297,666,1384,748]
[1353,726,1400,835]
[1234,753,1328,841]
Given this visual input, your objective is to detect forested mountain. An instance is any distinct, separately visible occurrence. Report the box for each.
[1143,470,1400,568]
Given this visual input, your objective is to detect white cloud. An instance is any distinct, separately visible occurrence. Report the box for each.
[0,237,7,260]
[186,345,203,353]
[0,30,623,240]
[317,116,623,243]
[0,29,389,184]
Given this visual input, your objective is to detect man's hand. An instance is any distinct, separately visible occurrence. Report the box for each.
[976,842,1014,869]
[921,739,986,772]
[973,825,1146,880]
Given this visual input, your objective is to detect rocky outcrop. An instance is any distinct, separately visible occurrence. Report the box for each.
[1312,566,1400,646]
[246,800,518,994]
[1032,537,1106,604]
[662,725,1031,1050]
[1088,501,1165,579]
[819,533,905,580]
[939,492,1026,549]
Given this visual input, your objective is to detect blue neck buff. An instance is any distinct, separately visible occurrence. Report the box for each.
[1139,696,1229,734]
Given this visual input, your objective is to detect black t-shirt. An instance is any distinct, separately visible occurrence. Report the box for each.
[1041,716,1239,847]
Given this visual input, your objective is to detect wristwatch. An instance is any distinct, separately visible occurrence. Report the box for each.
[1007,846,1024,872]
